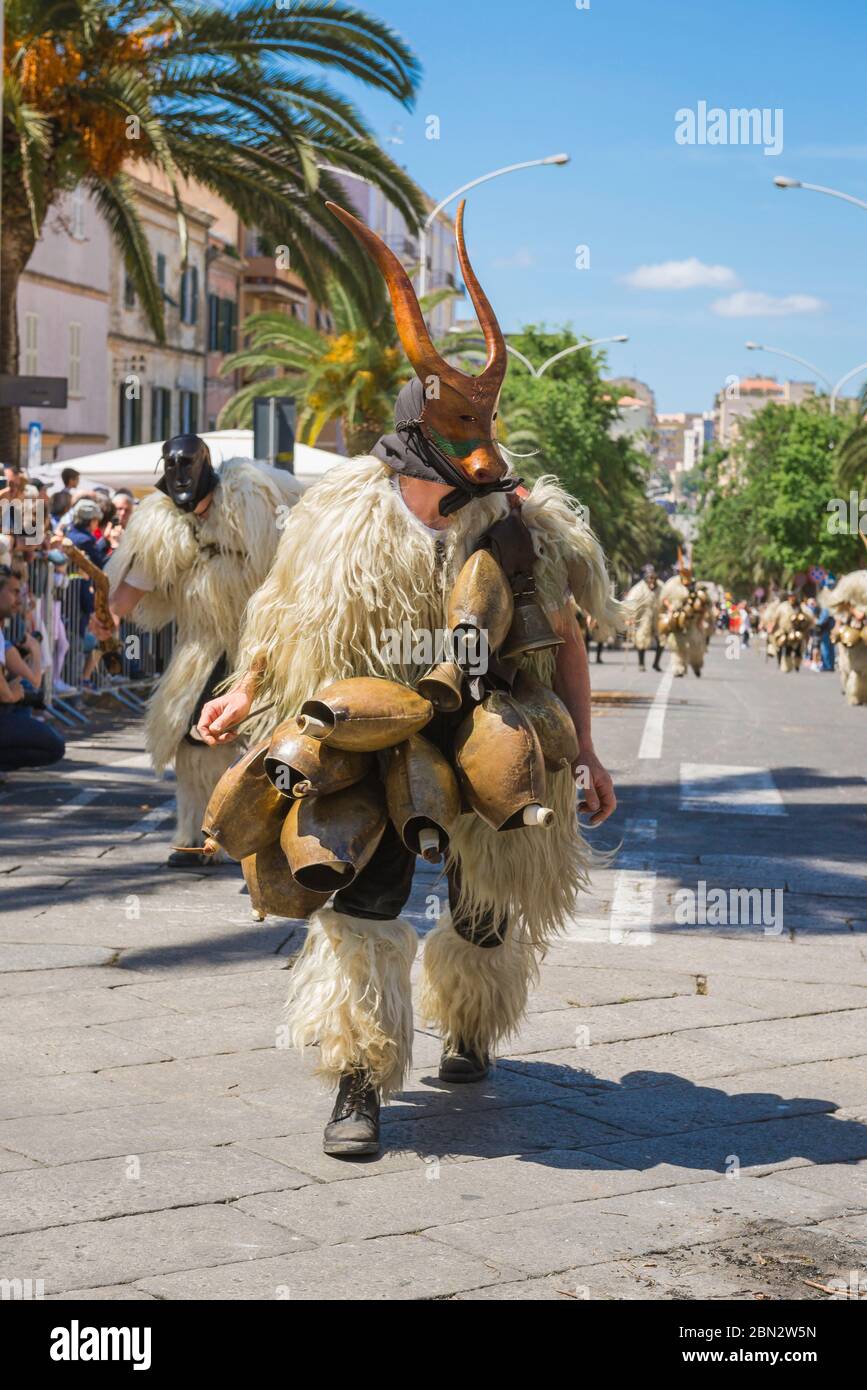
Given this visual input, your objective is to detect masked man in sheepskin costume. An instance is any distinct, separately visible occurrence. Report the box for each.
[828,568,867,705]
[769,590,813,673]
[98,435,302,866]
[658,555,709,677]
[198,203,624,1157]
[625,565,662,671]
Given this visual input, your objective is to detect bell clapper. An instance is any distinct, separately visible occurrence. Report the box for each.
[522,804,555,828]
[418,827,442,862]
[291,780,311,798]
[297,714,329,738]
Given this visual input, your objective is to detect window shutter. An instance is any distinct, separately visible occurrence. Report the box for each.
[191,266,199,324]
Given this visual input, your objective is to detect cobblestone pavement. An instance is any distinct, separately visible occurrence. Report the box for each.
[1,642,865,1300]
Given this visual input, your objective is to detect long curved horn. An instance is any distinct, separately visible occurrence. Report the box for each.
[454,200,507,388]
[326,201,453,384]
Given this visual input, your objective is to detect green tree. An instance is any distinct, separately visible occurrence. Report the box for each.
[694,400,858,591]
[446,326,679,580]
[1,0,424,459]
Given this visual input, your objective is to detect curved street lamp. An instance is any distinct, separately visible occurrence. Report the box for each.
[419,154,570,298]
[773,175,867,214]
[448,330,628,378]
[745,342,867,416]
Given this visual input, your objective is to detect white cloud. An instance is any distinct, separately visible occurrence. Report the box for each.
[623,257,738,290]
[711,291,825,318]
[492,247,535,270]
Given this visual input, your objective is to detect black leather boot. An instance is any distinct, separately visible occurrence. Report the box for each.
[439,1038,490,1084]
[323,1071,380,1157]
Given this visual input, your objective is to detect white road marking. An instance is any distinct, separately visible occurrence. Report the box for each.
[20,788,100,825]
[625,816,658,840]
[680,763,786,817]
[638,668,674,759]
[608,869,656,946]
[128,800,177,837]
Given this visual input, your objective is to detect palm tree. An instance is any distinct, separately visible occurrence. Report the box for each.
[835,381,867,495]
[219,276,456,456]
[1,0,425,459]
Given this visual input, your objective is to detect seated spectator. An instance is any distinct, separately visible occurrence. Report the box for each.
[0,563,65,773]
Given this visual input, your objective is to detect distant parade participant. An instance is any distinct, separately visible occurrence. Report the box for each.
[95,435,302,866]
[760,594,782,660]
[768,591,813,673]
[658,552,710,677]
[625,564,663,671]
[828,568,867,705]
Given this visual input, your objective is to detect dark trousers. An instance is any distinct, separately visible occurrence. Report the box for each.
[332,707,507,945]
[0,707,66,771]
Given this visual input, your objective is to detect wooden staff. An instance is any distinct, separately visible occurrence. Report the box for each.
[61,539,123,674]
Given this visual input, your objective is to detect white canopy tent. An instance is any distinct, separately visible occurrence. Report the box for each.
[33,431,344,495]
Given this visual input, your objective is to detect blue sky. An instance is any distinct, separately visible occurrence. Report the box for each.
[324,0,867,412]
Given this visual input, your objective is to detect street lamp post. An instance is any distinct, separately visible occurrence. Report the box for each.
[418,154,570,299]
[773,175,867,215]
[448,330,628,377]
[745,342,866,416]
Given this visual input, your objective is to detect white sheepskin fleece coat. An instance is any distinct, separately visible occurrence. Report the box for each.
[236,457,627,947]
[625,577,662,649]
[828,570,867,705]
[659,575,706,673]
[106,458,302,771]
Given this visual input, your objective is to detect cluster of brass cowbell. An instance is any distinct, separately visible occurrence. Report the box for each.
[200,546,579,920]
[835,611,867,648]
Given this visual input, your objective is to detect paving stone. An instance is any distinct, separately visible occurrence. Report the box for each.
[0,1147,39,1173]
[424,1176,851,1277]
[0,1146,311,1235]
[678,1010,867,1067]
[235,1148,728,1247]
[0,944,116,973]
[500,1033,771,1092]
[46,1285,157,1301]
[772,1161,867,1206]
[516,995,766,1052]
[136,1234,521,1300]
[581,1112,867,1181]
[0,1203,308,1294]
[549,1068,842,1138]
[0,1096,308,1165]
[0,986,177,1032]
[0,1023,175,1078]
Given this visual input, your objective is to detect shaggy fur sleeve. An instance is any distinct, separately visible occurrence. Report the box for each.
[520,475,629,639]
[105,494,195,632]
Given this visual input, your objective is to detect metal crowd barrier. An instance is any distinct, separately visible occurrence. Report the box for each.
[3,551,174,731]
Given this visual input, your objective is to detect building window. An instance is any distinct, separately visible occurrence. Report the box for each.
[68,322,82,396]
[123,269,136,309]
[151,387,172,442]
[179,390,198,434]
[23,314,38,375]
[208,295,237,352]
[180,265,199,325]
[70,187,86,240]
[119,383,142,447]
[208,293,219,350]
[156,253,166,296]
[221,299,236,352]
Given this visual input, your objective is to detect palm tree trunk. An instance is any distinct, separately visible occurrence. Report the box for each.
[0,212,37,466]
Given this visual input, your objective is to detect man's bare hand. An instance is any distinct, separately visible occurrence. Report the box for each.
[197,688,253,745]
[572,749,616,827]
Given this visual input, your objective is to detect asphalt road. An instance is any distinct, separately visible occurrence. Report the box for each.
[0,635,865,1301]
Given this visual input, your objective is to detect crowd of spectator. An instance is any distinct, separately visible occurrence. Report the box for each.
[0,462,137,779]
